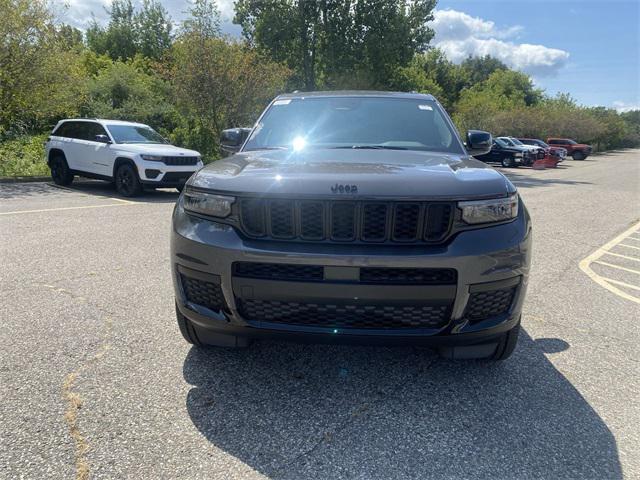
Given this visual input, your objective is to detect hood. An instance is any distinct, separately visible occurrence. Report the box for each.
[190,149,514,199]
[113,143,201,157]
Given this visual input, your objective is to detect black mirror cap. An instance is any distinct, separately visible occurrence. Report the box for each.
[220,127,252,154]
[466,130,492,156]
[95,134,111,144]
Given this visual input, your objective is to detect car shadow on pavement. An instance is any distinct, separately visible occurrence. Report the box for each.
[0,180,180,202]
[0,182,63,200]
[59,180,181,203]
[183,330,621,479]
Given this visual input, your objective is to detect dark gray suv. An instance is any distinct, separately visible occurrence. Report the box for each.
[171,91,531,360]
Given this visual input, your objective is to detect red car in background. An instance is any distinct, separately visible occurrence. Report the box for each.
[519,138,566,161]
[547,138,592,160]
[518,138,565,168]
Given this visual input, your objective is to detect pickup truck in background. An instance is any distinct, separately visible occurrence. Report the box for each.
[547,138,592,160]
[473,137,531,167]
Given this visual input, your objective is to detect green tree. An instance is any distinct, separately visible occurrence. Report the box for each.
[86,0,138,60]
[0,0,85,135]
[135,0,173,59]
[181,0,221,38]
[170,34,290,160]
[234,0,436,90]
[460,55,507,85]
[391,48,466,109]
[82,59,173,128]
[55,24,84,50]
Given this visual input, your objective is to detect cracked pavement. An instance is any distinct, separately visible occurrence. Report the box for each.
[1,150,639,479]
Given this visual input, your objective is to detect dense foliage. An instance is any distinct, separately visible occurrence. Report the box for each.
[0,0,637,176]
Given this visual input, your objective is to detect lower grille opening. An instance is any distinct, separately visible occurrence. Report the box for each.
[238,299,451,329]
[233,262,324,282]
[464,287,516,323]
[360,267,457,285]
[233,262,457,285]
[163,172,193,183]
[181,274,226,312]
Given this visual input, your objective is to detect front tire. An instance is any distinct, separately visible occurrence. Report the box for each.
[572,151,585,160]
[50,154,74,186]
[114,163,142,197]
[501,156,516,168]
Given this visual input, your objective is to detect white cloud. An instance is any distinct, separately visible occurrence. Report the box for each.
[431,9,569,77]
[613,101,640,112]
[431,9,522,42]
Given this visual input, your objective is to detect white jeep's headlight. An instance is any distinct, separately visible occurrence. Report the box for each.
[514,153,522,158]
[459,194,518,224]
[184,189,234,218]
[141,154,164,161]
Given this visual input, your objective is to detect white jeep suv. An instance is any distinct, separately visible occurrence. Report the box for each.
[45,119,203,196]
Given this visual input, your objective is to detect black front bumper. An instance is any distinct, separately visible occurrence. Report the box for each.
[171,197,531,347]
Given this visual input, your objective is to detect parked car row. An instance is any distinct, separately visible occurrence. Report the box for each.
[473,135,592,168]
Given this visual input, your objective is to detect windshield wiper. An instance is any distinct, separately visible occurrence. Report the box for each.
[331,145,409,150]
[244,146,289,151]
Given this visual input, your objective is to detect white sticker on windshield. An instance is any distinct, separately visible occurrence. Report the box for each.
[418,104,433,111]
[273,99,291,105]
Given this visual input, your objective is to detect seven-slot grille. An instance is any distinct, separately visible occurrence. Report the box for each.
[238,198,453,243]
[162,156,199,166]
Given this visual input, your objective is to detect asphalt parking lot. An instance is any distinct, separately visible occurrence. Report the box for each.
[1,150,639,479]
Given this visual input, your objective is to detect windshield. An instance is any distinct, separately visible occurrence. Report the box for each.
[498,137,516,146]
[509,138,524,146]
[243,97,463,154]
[565,139,577,145]
[106,124,167,144]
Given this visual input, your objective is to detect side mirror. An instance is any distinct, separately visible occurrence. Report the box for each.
[220,128,251,155]
[95,134,111,144]
[466,130,492,156]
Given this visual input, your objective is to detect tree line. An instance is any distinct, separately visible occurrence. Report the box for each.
[1,0,638,175]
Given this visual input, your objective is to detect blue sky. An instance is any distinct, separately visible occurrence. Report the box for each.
[55,0,639,111]
[436,0,640,111]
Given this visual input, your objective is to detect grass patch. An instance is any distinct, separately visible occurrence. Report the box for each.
[0,134,49,177]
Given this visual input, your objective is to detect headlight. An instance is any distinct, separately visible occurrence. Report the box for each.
[141,154,164,162]
[184,188,234,218]
[514,153,523,158]
[459,194,519,225]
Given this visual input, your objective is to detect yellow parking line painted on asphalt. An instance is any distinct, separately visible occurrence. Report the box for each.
[602,277,640,291]
[579,220,640,304]
[594,261,640,275]
[0,203,136,216]
[619,244,640,251]
[604,251,640,262]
